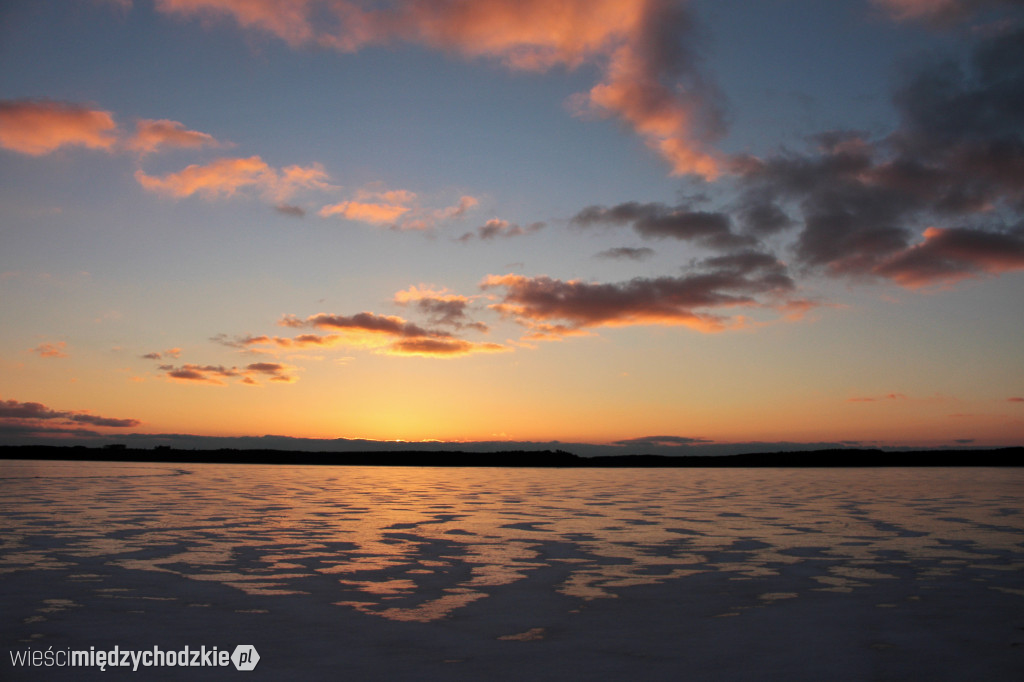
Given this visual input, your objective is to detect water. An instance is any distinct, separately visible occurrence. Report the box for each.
[2,460,1023,680]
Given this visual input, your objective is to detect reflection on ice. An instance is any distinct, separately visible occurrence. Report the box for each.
[1,460,1022,624]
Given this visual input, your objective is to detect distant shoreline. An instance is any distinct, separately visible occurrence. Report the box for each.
[1,445,1021,467]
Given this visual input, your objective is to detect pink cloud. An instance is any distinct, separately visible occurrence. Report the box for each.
[153,0,316,46]
[0,99,118,155]
[136,156,332,201]
[319,190,478,230]
[848,393,908,403]
[144,0,726,178]
[318,200,411,224]
[127,118,221,154]
[31,342,68,358]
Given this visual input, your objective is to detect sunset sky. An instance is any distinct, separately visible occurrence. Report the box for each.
[1,0,1022,454]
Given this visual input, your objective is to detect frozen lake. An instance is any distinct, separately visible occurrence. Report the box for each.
[2,460,1023,679]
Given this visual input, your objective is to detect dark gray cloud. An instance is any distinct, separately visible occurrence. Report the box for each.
[458,219,545,242]
[275,203,306,218]
[873,0,1024,27]
[402,297,489,332]
[612,435,712,446]
[874,225,1024,286]
[282,311,447,339]
[0,398,140,428]
[595,247,656,260]
[483,250,795,335]
[729,24,1024,286]
[273,310,504,357]
[572,201,754,250]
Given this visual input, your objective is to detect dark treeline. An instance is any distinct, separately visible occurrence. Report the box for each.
[1,445,1021,467]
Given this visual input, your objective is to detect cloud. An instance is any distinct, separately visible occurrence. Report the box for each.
[136,156,332,201]
[383,338,508,358]
[1008,397,1024,402]
[127,118,221,154]
[285,311,442,338]
[143,0,728,178]
[0,100,225,161]
[275,203,306,218]
[244,361,298,383]
[0,398,140,428]
[482,251,796,337]
[575,0,726,177]
[156,361,298,385]
[31,342,68,358]
[874,226,1024,287]
[433,195,478,220]
[140,347,182,360]
[0,99,118,155]
[152,0,318,46]
[595,247,656,260]
[612,435,712,447]
[393,285,488,331]
[848,393,908,403]
[871,0,1022,25]
[212,332,347,351]
[319,200,411,224]
[458,219,544,242]
[572,202,753,250]
[320,189,478,230]
[732,25,1024,285]
[159,363,239,384]
[279,309,506,357]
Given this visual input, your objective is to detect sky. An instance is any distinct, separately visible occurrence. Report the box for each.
[1,0,1022,455]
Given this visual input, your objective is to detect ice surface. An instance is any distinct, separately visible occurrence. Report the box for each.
[2,461,1022,680]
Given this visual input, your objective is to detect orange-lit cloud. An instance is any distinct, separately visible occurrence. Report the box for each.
[848,393,908,403]
[31,341,68,358]
[874,226,1024,288]
[0,99,118,155]
[319,190,477,230]
[0,398,140,428]
[285,311,433,334]
[213,332,348,351]
[383,337,507,358]
[280,310,505,357]
[136,156,332,201]
[141,0,726,178]
[127,118,221,154]
[141,347,182,360]
[319,200,411,224]
[157,361,298,385]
